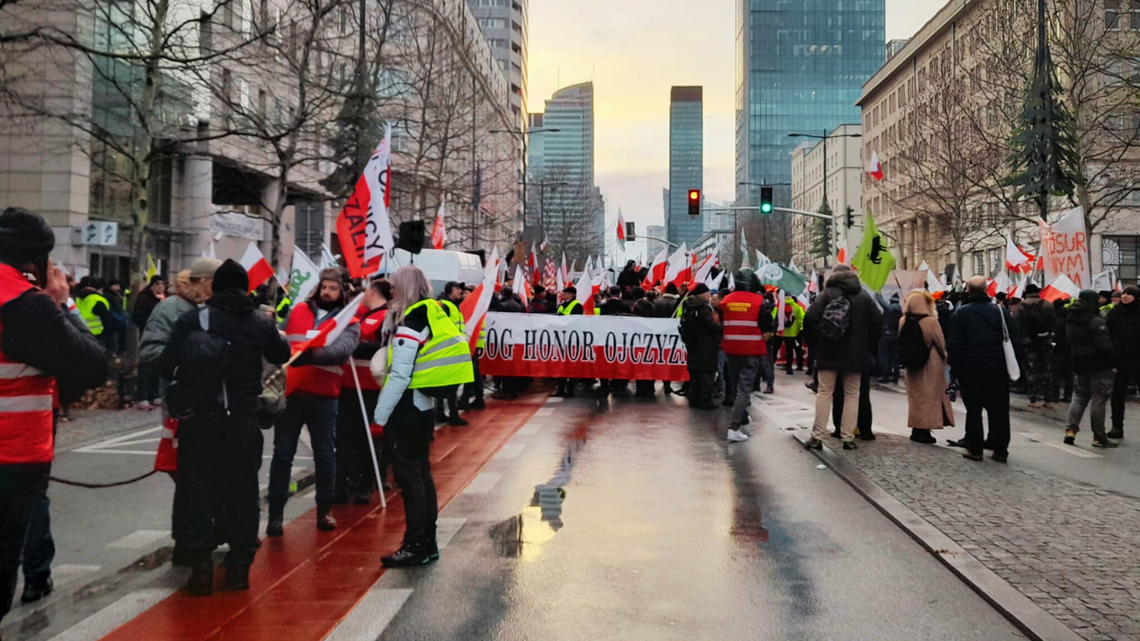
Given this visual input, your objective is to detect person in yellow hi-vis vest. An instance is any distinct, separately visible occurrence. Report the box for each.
[374,266,473,568]
[435,282,469,426]
[460,283,486,411]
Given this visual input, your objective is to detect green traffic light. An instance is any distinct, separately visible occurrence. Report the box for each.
[760,203,772,213]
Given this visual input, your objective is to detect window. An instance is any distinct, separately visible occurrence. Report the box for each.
[1107,0,1120,29]
[478,17,506,29]
[223,0,234,30]
[1107,58,1124,84]
[1102,235,1139,285]
[972,251,985,277]
[199,12,212,54]
[258,88,266,118]
[220,68,232,122]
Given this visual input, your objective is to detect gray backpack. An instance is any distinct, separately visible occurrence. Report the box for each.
[818,295,852,341]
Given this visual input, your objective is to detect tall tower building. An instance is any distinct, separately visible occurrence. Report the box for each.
[469,0,528,124]
[527,82,603,258]
[734,0,884,208]
[668,86,703,248]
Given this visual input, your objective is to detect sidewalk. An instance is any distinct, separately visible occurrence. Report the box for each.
[816,433,1140,641]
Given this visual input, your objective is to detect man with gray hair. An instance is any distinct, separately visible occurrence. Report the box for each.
[948,276,1021,462]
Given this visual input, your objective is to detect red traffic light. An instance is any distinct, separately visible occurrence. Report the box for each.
[688,190,700,201]
[687,189,700,216]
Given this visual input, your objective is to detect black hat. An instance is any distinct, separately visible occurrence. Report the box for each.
[608,285,622,297]
[1079,289,1100,306]
[665,283,679,295]
[689,283,710,297]
[212,259,249,293]
[0,207,55,266]
[1024,283,1041,295]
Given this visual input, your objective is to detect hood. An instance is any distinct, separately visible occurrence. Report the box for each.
[825,271,862,294]
[682,296,707,310]
[207,288,257,316]
[1068,298,1099,317]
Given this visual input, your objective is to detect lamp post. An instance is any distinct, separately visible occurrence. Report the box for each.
[490,127,561,229]
[788,130,862,258]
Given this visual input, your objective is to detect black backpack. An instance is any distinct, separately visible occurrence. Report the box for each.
[898,313,932,369]
[818,294,852,341]
[678,303,702,344]
[166,308,232,419]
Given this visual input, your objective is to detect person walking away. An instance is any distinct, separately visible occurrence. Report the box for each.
[160,260,290,595]
[899,291,954,444]
[655,283,682,395]
[802,265,883,450]
[1013,284,1057,409]
[721,270,774,442]
[1051,298,1075,403]
[632,287,658,397]
[597,286,630,398]
[1062,290,1120,448]
[876,292,902,383]
[678,284,722,410]
[755,291,777,394]
[435,282,468,426]
[374,267,473,567]
[947,277,1019,462]
[336,279,391,505]
[267,270,360,536]
[553,286,583,398]
[771,293,805,375]
[1105,285,1139,439]
[0,208,107,623]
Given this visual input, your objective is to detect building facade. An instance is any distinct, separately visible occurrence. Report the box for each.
[526,82,603,261]
[668,86,703,248]
[645,224,667,259]
[734,0,884,210]
[467,0,527,125]
[789,123,863,270]
[857,0,1140,282]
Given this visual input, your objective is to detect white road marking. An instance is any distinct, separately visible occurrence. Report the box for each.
[72,449,157,456]
[461,472,502,494]
[535,407,556,417]
[517,422,542,435]
[262,455,314,460]
[544,396,564,404]
[45,564,102,587]
[494,444,527,460]
[1018,431,1102,458]
[435,517,467,550]
[73,425,165,455]
[47,588,175,641]
[106,530,170,549]
[323,588,413,641]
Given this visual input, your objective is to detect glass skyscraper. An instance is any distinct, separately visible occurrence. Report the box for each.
[734,0,885,208]
[668,86,703,248]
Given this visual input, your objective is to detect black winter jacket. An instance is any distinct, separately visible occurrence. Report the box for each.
[654,294,680,319]
[599,299,628,316]
[1065,299,1114,374]
[803,271,883,372]
[631,299,655,318]
[680,297,722,371]
[947,294,1021,371]
[1105,299,1140,362]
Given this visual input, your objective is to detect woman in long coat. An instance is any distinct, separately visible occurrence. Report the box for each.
[902,290,955,443]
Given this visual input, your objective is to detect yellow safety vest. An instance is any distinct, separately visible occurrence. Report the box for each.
[276,296,292,319]
[476,325,486,350]
[76,294,109,336]
[439,299,465,333]
[558,300,581,315]
[385,299,474,389]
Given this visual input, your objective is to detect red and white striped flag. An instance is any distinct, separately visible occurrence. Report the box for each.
[461,254,498,352]
[543,258,557,292]
[430,201,447,250]
[575,264,595,315]
[335,125,394,278]
[240,242,274,292]
[643,247,668,289]
[616,209,627,251]
[1041,274,1081,302]
[292,293,365,354]
[1005,236,1035,274]
[512,264,530,310]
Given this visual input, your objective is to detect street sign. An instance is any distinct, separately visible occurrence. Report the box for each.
[82,221,119,246]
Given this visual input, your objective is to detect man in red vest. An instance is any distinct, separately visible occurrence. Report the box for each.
[267,269,360,536]
[719,269,775,443]
[335,278,390,505]
[0,208,107,624]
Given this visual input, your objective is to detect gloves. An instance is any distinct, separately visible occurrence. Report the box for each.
[291,350,314,368]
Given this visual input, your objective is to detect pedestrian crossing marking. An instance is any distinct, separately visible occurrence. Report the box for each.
[517,422,543,435]
[47,588,175,641]
[545,396,564,404]
[436,517,467,550]
[106,530,170,549]
[495,444,527,460]
[462,472,502,494]
[324,588,413,641]
[73,425,164,455]
[535,407,556,417]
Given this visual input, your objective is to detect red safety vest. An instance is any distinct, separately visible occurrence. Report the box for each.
[719,291,767,357]
[341,305,385,391]
[285,302,346,398]
[0,264,58,465]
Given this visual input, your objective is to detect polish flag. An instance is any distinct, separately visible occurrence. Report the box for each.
[540,233,550,253]
[430,201,447,250]
[529,243,541,287]
[461,255,498,352]
[643,247,668,289]
[1011,273,1030,299]
[987,272,1011,298]
[868,151,884,181]
[335,125,394,278]
[292,293,365,354]
[1041,273,1081,302]
[692,246,720,287]
[1005,236,1035,274]
[574,265,595,315]
[512,264,530,310]
[616,209,627,250]
[837,246,847,265]
[240,242,274,292]
[807,270,819,294]
[664,243,689,286]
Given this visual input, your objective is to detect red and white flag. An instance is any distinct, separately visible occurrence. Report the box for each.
[643,247,668,289]
[664,243,689,286]
[512,264,530,310]
[292,293,365,354]
[868,151,884,181]
[837,245,848,265]
[807,270,819,294]
[1041,273,1081,302]
[461,254,498,352]
[1005,236,1035,274]
[240,242,274,292]
[1011,273,1030,299]
[987,272,1011,298]
[616,209,627,251]
[692,246,720,287]
[335,125,394,278]
[575,264,595,315]
[430,201,447,250]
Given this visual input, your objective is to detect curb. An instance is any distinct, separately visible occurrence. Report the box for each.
[792,431,1083,641]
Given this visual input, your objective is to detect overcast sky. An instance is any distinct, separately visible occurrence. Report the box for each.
[526,0,941,238]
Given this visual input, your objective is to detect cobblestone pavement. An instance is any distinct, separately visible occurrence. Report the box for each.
[837,435,1140,641]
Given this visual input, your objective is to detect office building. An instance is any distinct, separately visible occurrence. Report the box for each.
[668,86,703,248]
[789,124,862,270]
[735,0,885,209]
[645,224,667,259]
[468,0,527,124]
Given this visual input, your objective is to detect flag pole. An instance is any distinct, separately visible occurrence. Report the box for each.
[349,364,386,509]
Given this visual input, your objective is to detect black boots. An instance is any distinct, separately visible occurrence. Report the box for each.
[185,561,214,596]
[224,566,250,591]
[266,513,284,537]
[20,577,53,604]
[317,504,337,531]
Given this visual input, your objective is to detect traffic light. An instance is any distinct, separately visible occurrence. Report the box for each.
[759,187,773,214]
[687,190,700,216]
[846,207,855,228]
[626,222,636,241]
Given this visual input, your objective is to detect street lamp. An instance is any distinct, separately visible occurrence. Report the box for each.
[788,130,862,258]
[490,127,561,229]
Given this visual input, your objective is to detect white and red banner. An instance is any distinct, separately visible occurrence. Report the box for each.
[1040,206,1090,289]
[336,125,394,278]
[479,312,689,381]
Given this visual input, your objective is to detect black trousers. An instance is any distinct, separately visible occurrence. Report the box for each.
[389,408,437,549]
[337,389,382,498]
[1111,359,1139,430]
[1,463,48,623]
[173,410,262,569]
[957,366,1011,456]
[463,351,485,403]
[832,371,873,434]
[687,368,716,408]
[771,336,804,371]
[436,385,459,421]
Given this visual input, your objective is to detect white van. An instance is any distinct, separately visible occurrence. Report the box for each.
[385,249,484,294]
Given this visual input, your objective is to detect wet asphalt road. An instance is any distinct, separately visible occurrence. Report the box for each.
[370,390,1025,641]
